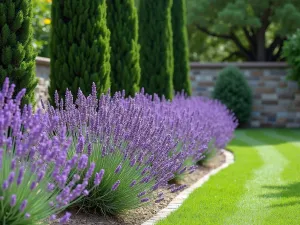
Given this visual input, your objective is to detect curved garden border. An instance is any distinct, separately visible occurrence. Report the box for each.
[142,150,235,225]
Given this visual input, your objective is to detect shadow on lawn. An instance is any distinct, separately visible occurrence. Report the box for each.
[259,182,300,208]
[229,128,300,147]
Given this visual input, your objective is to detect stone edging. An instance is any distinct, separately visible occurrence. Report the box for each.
[141,149,235,225]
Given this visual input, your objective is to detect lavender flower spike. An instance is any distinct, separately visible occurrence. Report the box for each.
[59,212,71,224]
[19,200,28,212]
[94,169,105,186]
[10,194,16,207]
[114,164,122,174]
[112,180,121,191]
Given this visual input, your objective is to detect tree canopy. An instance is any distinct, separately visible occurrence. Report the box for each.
[187,0,300,61]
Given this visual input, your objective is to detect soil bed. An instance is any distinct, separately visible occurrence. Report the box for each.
[49,151,225,225]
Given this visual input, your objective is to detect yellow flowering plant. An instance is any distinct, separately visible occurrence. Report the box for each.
[32,0,51,57]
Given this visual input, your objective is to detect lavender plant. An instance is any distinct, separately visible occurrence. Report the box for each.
[45,87,191,215]
[133,91,237,179]
[0,78,101,224]
[45,83,237,215]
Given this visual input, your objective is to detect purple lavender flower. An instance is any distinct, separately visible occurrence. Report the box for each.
[78,155,88,170]
[50,214,57,221]
[25,213,30,219]
[114,164,122,174]
[140,198,149,203]
[2,180,9,190]
[10,194,16,207]
[11,159,16,170]
[155,197,164,203]
[87,143,92,156]
[8,172,15,185]
[76,135,85,153]
[111,180,121,191]
[47,183,55,192]
[17,166,25,185]
[94,169,105,185]
[130,180,136,187]
[171,184,187,193]
[30,181,37,190]
[19,200,28,212]
[59,212,71,224]
[37,170,45,182]
[138,191,146,197]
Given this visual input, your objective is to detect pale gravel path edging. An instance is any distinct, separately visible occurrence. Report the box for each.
[141,150,235,225]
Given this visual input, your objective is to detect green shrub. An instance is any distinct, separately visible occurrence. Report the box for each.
[0,0,38,106]
[212,66,252,125]
[282,29,300,85]
[139,0,174,99]
[171,0,191,96]
[49,0,111,104]
[107,0,141,97]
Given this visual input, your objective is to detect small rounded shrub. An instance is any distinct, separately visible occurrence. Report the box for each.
[282,29,300,85]
[212,66,252,125]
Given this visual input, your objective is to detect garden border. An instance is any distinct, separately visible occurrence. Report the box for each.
[141,149,234,225]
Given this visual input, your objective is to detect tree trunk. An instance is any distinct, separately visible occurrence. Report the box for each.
[256,28,266,61]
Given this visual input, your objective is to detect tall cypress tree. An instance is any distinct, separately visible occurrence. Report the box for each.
[139,0,174,99]
[49,0,110,103]
[172,0,191,96]
[0,0,38,105]
[107,0,140,97]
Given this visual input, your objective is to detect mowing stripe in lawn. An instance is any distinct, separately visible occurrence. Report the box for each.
[157,136,264,225]
[262,129,300,147]
[224,131,288,225]
[157,130,300,225]
[244,130,300,225]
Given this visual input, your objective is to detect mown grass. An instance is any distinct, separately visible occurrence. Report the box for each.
[157,129,300,225]
[157,132,264,225]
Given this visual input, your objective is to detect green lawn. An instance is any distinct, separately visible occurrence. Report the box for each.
[157,129,300,225]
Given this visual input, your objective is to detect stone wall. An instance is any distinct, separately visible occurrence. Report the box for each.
[35,58,300,128]
[35,57,50,108]
[190,62,300,128]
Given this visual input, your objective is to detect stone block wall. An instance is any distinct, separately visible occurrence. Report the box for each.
[35,57,50,108]
[190,62,300,128]
[36,58,300,127]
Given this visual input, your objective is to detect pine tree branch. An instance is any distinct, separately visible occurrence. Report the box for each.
[195,25,254,60]
[230,32,255,60]
[271,43,284,61]
[195,25,232,39]
[243,28,256,47]
[267,36,284,61]
[222,51,243,62]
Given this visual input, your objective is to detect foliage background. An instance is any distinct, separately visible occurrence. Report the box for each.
[32,0,300,62]
[32,0,51,57]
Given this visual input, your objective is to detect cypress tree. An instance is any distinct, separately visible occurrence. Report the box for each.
[139,0,174,99]
[172,0,191,96]
[0,0,38,106]
[49,0,110,103]
[107,0,140,97]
